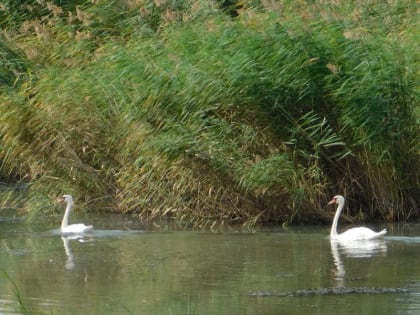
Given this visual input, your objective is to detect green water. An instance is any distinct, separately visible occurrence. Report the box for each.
[1,214,419,314]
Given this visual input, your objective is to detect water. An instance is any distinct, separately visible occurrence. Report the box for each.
[1,212,419,315]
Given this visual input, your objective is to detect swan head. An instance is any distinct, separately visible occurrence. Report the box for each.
[329,195,345,206]
[57,194,73,204]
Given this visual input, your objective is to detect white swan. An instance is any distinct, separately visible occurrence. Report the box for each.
[329,195,387,241]
[57,195,93,234]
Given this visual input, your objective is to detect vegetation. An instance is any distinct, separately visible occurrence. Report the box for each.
[0,0,418,228]
[1,269,30,314]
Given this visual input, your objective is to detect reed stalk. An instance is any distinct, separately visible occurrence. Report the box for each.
[0,0,418,226]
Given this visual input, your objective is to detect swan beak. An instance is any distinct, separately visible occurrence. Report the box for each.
[328,198,336,205]
[56,196,65,203]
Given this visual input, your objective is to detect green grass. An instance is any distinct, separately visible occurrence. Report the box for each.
[0,0,418,227]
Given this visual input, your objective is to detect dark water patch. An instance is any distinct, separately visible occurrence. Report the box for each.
[250,287,414,297]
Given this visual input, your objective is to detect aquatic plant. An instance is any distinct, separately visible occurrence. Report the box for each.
[0,269,30,314]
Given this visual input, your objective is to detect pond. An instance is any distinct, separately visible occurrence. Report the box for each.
[1,212,419,314]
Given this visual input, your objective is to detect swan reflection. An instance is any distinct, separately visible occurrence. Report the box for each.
[330,238,387,286]
[61,235,91,270]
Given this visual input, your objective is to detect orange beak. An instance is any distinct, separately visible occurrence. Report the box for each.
[328,198,336,205]
[56,196,65,203]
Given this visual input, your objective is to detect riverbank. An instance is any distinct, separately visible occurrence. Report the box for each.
[0,1,418,227]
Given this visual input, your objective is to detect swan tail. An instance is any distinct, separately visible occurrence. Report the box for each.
[378,228,387,236]
[373,228,387,239]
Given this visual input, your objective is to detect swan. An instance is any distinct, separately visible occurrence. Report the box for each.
[57,195,93,234]
[329,195,387,241]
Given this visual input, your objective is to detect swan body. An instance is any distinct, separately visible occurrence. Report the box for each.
[58,195,93,234]
[329,195,387,241]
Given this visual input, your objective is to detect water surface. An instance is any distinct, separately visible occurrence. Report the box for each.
[1,213,419,314]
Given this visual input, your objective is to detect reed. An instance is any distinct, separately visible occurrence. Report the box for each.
[0,0,418,226]
[1,269,29,314]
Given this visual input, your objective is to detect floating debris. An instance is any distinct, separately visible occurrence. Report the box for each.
[250,287,413,297]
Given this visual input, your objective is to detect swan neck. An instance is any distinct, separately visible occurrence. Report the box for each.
[330,201,344,237]
[61,200,73,229]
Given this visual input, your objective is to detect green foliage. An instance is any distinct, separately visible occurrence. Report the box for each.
[0,0,87,29]
[0,38,27,88]
[0,0,418,226]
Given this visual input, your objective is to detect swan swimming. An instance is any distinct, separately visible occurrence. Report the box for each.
[329,195,387,241]
[57,195,93,234]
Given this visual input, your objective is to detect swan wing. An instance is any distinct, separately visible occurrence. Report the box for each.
[335,227,387,241]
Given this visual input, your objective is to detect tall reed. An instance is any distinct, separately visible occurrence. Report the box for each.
[0,0,418,226]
